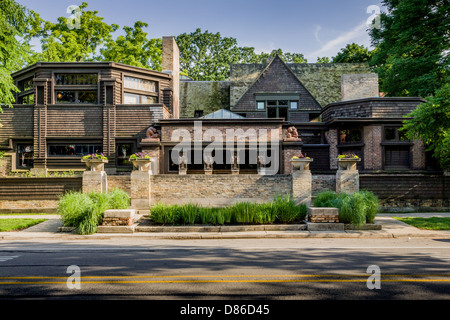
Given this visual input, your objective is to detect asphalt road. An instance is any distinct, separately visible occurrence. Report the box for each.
[0,237,449,305]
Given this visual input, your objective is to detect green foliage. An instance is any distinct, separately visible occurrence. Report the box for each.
[0,0,39,110]
[29,2,119,63]
[369,0,449,97]
[359,190,379,224]
[176,28,259,81]
[401,83,450,170]
[99,21,162,70]
[313,190,380,225]
[339,192,367,226]
[313,191,339,207]
[149,195,307,226]
[332,43,373,63]
[316,56,331,63]
[58,188,131,234]
[58,191,95,227]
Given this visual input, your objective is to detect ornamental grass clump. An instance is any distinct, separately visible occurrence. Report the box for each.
[58,188,131,235]
[313,190,379,226]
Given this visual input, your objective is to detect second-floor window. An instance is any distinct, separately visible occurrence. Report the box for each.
[54,73,99,104]
[123,76,158,104]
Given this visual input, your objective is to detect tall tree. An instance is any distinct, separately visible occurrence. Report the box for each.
[30,2,118,63]
[402,83,450,170]
[316,56,331,63]
[99,21,162,70]
[369,0,449,97]
[256,49,308,64]
[0,0,39,111]
[176,28,258,81]
[332,43,373,63]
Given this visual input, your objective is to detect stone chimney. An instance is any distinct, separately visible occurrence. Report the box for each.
[162,36,180,119]
[341,73,379,101]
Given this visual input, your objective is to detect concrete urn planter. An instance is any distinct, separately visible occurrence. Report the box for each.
[132,159,152,172]
[337,158,361,170]
[291,158,313,171]
[82,159,108,172]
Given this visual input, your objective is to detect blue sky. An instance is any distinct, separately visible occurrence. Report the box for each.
[17,0,385,61]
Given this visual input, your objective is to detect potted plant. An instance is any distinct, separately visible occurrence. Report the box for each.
[81,153,108,171]
[291,152,313,171]
[337,153,361,170]
[129,152,152,171]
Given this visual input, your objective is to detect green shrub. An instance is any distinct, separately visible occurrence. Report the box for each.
[179,203,200,225]
[58,189,131,234]
[58,191,94,227]
[339,192,367,226]
[107,188,130,209]
[272,194,306,223]
[151,203,180,225]
[313,190,379,226]
[359,190,379,223]
[314,191,338,207]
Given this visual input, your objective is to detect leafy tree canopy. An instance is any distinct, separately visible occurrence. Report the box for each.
[402,83,450,170]
[29,2,119,63]
[0,0,39,111]
[99,21,162,70]
[369,0,449,97]
[332,43,373,63]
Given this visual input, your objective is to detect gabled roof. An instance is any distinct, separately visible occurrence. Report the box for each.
[201,109,245,119]
[231,55,322,112]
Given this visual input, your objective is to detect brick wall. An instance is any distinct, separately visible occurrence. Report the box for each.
[363,126,382,170]
[360,173,450,211]
[108,175,131,196]
[312,174,336,196]
[150,174,292,207]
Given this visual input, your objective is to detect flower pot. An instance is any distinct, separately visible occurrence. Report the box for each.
[132,159,152,172]
[82,159,108,172]
[291,158,313,171]
[337,158,361,170]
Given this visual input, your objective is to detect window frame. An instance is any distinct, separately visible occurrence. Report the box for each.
[15,142,34,170]
[122,73,159,105]
[52,71,100,105]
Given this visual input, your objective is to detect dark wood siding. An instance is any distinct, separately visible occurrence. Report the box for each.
[302,145,330,171]
[0,106,34,145]
[0,177,82,200]
[116,105,164,137]
[384,145,410,169]
[47,106,103,137]
[360,174,449,200]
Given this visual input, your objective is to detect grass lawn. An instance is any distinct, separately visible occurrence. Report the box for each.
[0,219,48,232]
[394,217,450,230]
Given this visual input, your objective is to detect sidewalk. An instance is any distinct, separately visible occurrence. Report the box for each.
[1,213,450,240]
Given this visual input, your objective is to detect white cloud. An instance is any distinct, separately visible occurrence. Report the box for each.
[307,21,371,61]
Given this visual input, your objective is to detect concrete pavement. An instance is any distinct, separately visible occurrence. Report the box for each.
[1,213,450,240]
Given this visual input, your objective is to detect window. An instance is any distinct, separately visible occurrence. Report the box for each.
[194,110,204,118]
[55,74,98,85]
[339,128,362,144]
[116,142,135,167]
[290,101,298,110]
[124,76,157,92]
[383,126,411,170]
[54,73,98,104]
[124,93,158,104]
[48,144,102,157]
[257,101,265,110]
[16,144,34,169]
[19,94,35,105]
[56,91,97,104]
[384,127,410,142]
[256,97,299,121]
